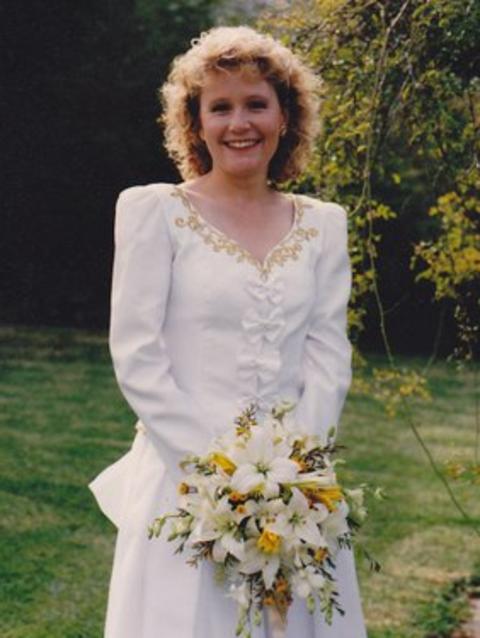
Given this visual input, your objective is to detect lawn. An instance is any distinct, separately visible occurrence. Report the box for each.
[0,325,479,637]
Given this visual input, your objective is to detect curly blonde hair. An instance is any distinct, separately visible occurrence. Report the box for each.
[159,25,322,183]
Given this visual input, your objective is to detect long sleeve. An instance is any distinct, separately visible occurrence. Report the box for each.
[109,185,212,484]
[294,203,353,443]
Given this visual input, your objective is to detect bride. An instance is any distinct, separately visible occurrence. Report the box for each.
[90,25,367,638]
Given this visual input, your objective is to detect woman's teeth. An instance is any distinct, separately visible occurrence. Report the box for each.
[224,140,259,148]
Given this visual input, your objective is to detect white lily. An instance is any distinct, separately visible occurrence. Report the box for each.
[178,472,224,515]
[321,500,350,552]
[230,424,298,498]
[269,488,327,550]
[240,538,281,589]
[189,495,245,562]
[242,496,284,525]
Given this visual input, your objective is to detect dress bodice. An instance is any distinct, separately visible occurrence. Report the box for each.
[108,182,352,484]
[163,184,321,426]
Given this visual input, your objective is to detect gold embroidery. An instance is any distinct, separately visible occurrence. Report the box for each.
[171,186,318,279]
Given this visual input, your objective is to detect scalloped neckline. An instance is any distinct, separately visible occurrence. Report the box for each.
[172,184,300,272]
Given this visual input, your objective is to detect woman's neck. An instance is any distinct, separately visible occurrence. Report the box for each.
[188,170,274,205]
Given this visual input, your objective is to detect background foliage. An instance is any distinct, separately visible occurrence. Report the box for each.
[2,0,478,359]
[1,0,219,328]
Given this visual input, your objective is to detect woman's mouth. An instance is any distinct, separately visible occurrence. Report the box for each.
[223,139,261,149]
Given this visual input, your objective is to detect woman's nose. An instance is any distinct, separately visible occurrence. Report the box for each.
[228,107,250,131]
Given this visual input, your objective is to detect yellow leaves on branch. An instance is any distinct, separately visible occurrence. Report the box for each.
[351,366,431,418]
[347,202,397,337]
[411,171,480,301]
[445,459,480,485]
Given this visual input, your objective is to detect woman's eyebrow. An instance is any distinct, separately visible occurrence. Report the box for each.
[208,93,270,103]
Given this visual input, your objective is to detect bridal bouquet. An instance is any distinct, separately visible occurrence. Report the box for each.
[149,402,373,637]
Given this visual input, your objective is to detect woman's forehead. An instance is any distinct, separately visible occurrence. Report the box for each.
[199,68,275,100]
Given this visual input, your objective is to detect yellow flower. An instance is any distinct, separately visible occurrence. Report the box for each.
[314,547,329,563]
[275,577,289,593]
[297,480,324,490]
[178,482,190,495]
[291,455,309,472]
[235,425,250,437]
[301,485,344,512]
[316,486,344,512]
[210,452,237,475]
[257,530,282,554]
[229,491,247,503]
[247,485,264,497]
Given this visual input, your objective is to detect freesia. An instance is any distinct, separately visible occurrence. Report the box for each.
[292,566,326,598]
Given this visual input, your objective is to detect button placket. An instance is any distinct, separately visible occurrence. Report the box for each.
[237,272,286,416]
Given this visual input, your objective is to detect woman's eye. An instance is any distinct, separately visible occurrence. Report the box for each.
[249,100,268,110]
[209,100,267,112]
[211,103,230,112]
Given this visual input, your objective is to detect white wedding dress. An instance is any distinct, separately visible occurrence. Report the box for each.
[89,183,367,638]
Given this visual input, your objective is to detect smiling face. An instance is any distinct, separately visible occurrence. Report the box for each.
[197,69,286,181]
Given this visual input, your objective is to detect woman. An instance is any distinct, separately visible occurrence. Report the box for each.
[89,25,367,638]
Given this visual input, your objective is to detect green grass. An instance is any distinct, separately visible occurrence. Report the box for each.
[413,575,472,638]
[0,325,479,637]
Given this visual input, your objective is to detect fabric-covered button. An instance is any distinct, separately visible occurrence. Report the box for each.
[241,306,285,344]
[245,272,285,304]
[237,271,287,415]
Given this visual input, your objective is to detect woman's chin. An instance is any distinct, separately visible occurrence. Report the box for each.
[221,159,270,180]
